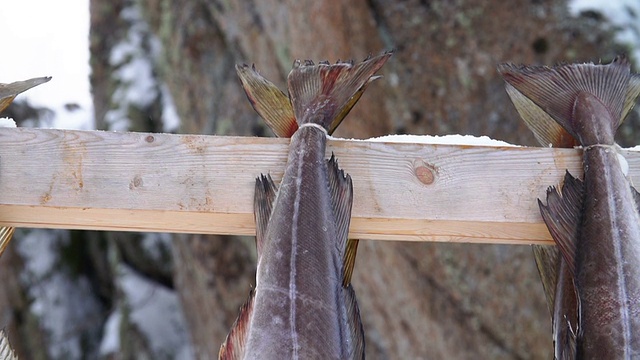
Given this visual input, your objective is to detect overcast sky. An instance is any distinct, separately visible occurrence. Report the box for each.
[0,1,91,127]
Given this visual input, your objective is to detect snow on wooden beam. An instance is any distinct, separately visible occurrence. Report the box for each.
[0,127,636,245]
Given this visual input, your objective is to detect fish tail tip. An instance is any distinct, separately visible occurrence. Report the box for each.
[287,51,391,132]
[500,57,638,146]
[236,63,298,138]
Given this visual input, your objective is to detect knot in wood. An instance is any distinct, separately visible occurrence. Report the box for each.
[413,160,436,185]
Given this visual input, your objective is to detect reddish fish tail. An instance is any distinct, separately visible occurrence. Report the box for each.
[236,51,391,137]
[287,51,391,131]
[498,57,640,146]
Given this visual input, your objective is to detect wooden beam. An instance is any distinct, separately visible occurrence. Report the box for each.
[0,128,636,245]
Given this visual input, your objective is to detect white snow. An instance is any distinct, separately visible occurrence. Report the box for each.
[98,310,121,355]
[116,264,193,359]
[17,230,103,359]
[0,118,16,128]
[362,134,519,147]
[161,84,181,132]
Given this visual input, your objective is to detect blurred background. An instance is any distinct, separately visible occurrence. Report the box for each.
[1,0,639,358]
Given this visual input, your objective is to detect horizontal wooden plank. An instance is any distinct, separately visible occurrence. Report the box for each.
[0,127,636,245]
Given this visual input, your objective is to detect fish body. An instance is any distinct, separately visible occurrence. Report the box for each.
[220,53,391,359]
[246,126,347,359]
[500,58,640,358]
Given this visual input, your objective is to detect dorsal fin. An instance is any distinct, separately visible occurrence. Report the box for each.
[326,154,358,287]
[498,57,632,144]
[0,76,52,112]
[538,171,584,278]
[235,64,298,138]
[287,51,391,131]
[253,174,277,258]
[219,289,255,360]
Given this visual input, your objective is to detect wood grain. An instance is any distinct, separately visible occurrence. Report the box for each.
[0,127,636,244]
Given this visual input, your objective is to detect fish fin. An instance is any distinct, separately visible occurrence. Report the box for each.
[343,284,365,359]
[0,227,16,258]
[326,154,357,287]
[0,329,18,360]
[327,74,383,136]
[236,64,298,137]
[538,171,584,278]
[342,239,360,288]
[623,73,640,122]
[553,258,579,360]
[219,289,255,360]
[532,245,560,315]
[631,185,640,213]
[254,174,277,257]
[0,97,16,113]
[498,57,631,143]
[504,83,577,147]
[287,51,392,130]
[0,77,52,112]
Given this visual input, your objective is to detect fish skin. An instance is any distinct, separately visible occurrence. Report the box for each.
[245,126,348,359]
[499,58,640,358]
[221,52,391,360]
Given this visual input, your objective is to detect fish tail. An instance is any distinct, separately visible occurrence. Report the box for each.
[287,51,392,133]
[498,57,640,146]
[0,227,15,258]
[235,64,298,138]
[0,77,52,112]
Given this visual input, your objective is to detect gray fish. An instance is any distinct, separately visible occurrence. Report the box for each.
[499,57,640,359]
[220,52,391,360]
[0,76,51,259]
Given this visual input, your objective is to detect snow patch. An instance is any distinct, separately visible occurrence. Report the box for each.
[98,310,121,355]
[17,230,103,359]
[161,84,181,132]
[117,264,193,359]
[361,134,519,147]
[105,3,172,132]
[0,118,16,128]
